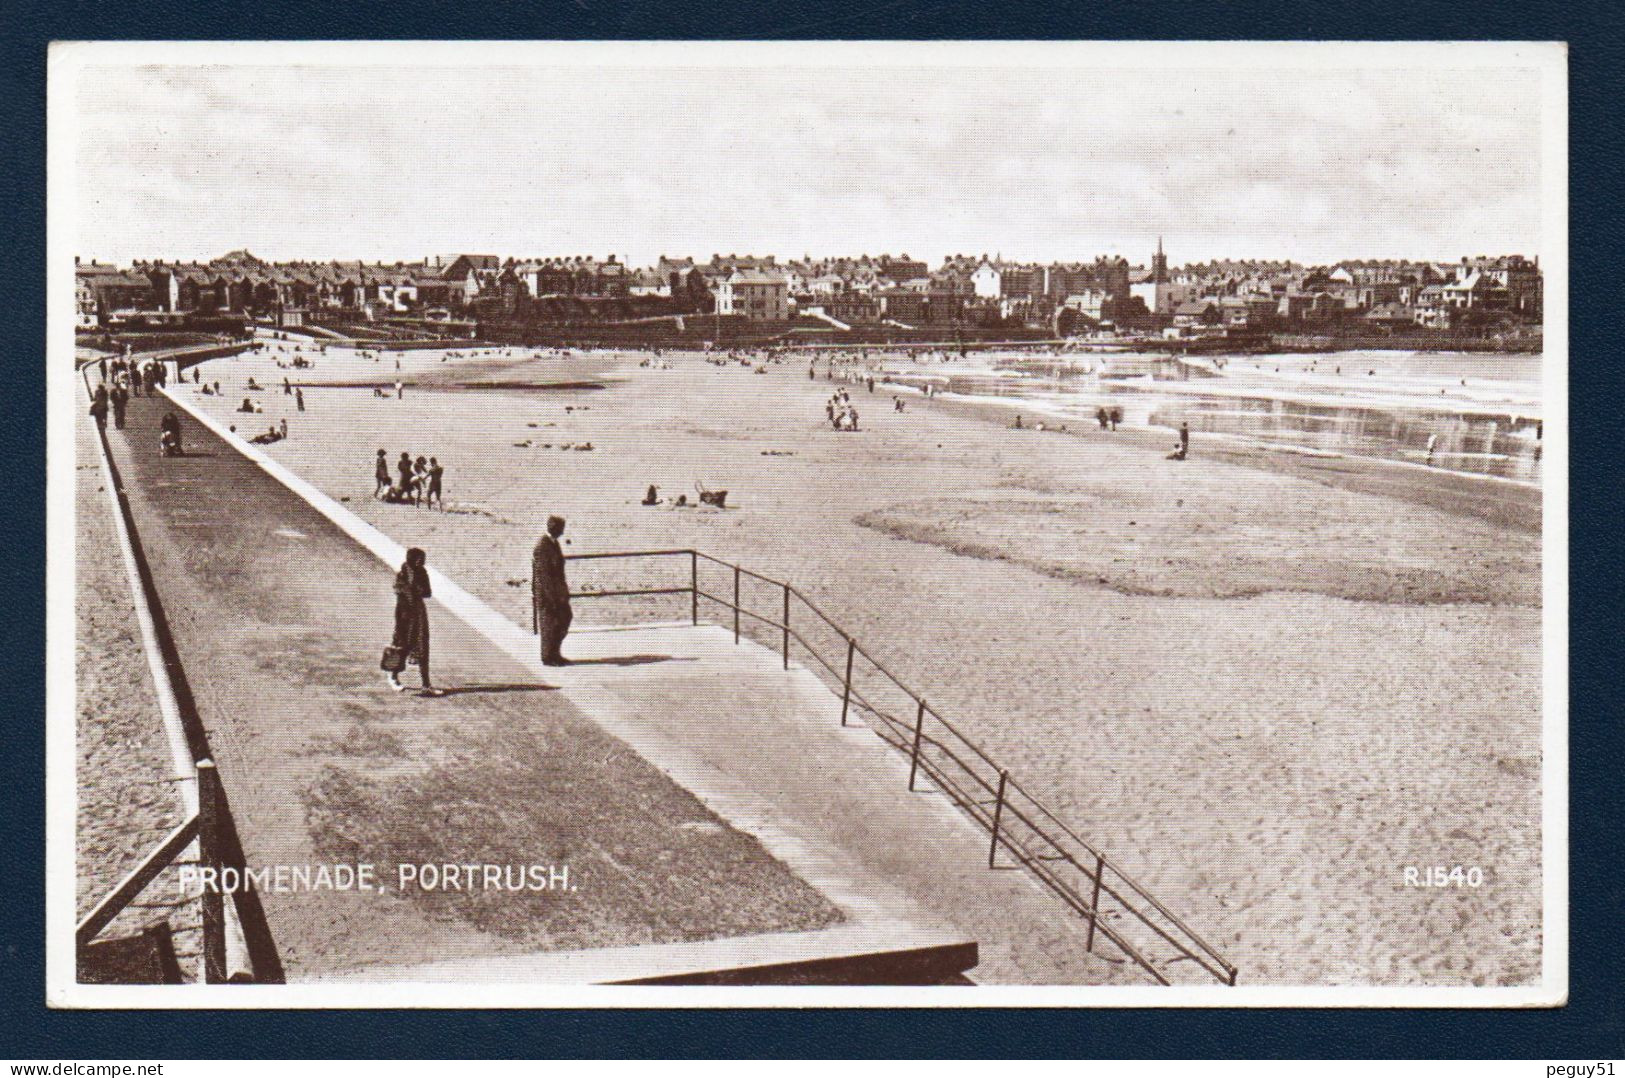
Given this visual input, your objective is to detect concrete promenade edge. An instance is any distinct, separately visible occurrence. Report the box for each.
[149,379,1126,985]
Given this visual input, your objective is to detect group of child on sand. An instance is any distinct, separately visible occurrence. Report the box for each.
[825,389,860,431]
[374,448,446,508]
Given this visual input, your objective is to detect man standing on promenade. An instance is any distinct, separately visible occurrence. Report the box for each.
[110,382,129,430]
[1179,421,1190,457]
[532,516,572,666]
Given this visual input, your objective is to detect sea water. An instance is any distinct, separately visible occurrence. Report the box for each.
[881,349,1543,485]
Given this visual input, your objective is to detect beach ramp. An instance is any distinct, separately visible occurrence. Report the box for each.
[97,384,1148,987]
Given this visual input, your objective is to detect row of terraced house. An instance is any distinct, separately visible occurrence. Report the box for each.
[76,246,1542,334]
[1145,253,1544,334]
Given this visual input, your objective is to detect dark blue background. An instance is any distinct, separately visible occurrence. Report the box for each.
[3,0,1620,1058]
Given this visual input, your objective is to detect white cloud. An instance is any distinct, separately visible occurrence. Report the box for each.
[71,57,1547,267]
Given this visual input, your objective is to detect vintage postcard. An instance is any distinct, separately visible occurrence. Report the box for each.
[45,40,1567,1007]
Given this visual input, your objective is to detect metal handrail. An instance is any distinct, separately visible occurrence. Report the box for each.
[561,547,1239,985]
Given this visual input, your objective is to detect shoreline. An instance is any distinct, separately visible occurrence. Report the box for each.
[890,380,1542,534]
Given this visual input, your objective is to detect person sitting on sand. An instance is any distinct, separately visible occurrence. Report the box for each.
[894,396,904,412]
[246,377,261,391]
[642,484,660,506]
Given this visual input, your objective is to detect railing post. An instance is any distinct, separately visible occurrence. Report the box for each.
[1085,852,1105,953]
[690,550,698,626]
[839,638,855,726]
[196,759,227,984]
[988,769,1009,868]
[781,583,790,670]
[908,700,926,790]
[732,566,741,644]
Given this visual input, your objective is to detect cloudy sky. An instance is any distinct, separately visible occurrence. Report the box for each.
[64,44,1555,268]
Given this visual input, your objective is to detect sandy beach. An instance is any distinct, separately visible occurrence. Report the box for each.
[179,336,1544,986]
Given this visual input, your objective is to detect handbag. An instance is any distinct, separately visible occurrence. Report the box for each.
[380,645,408,673]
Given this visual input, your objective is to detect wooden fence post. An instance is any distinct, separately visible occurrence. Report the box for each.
[781,584,790,669]
[690,550,699,626]
[733,566,741,643]
[196,759,227,984]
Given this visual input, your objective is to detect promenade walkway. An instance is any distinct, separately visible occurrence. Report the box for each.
[103,388,1124,986]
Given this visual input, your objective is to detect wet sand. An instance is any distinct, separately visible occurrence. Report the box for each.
[182,339,1544,986]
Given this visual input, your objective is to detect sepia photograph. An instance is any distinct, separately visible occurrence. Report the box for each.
[45,39,1567,1007]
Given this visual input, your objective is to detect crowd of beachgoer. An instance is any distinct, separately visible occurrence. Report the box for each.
[374,448,445,508]
[94,355,169,403]
[88,356,175,439]
[825,389,860,431]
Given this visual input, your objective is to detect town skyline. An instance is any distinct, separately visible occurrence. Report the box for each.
[69,50,1549,269]
[73,243,1540,274]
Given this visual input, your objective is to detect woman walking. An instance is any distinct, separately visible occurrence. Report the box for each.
[386,547,441,695]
